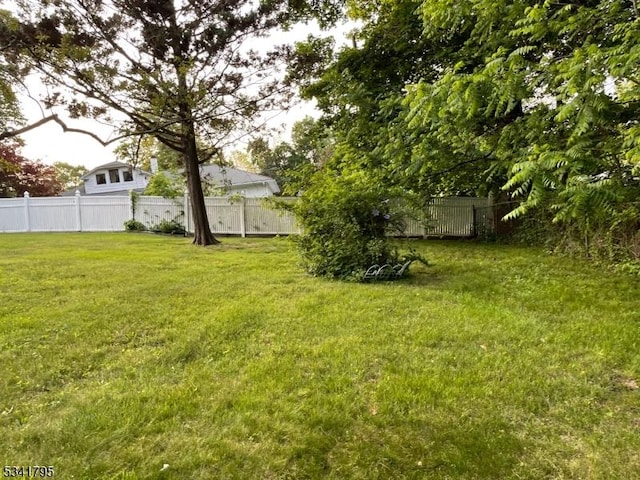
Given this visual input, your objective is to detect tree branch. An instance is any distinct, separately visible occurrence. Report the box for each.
[2,114,131,146]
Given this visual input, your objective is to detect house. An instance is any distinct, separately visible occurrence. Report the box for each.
[62,162,151,196]
[62,161,279,198]
[199,164,280,197]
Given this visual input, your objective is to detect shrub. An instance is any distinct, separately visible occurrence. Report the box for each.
[151,218,186,235]
[124,219,147,232]
[290,171,416,280]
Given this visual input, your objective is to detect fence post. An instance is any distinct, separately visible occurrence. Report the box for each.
[75,190,82,231]
[23,191,31,232]
[239,196,246,238]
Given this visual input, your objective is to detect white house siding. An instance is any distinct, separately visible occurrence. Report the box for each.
[84,167,149,195]
[224,182,276,198]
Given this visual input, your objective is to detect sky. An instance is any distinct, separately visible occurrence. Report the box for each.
[18,93,320,170]
[14,18,353,170]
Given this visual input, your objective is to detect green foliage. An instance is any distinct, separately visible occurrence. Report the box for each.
[52,161,87,190]
[247,117,335,195]
[291,170,411,280]
[0,10,24,134]
[296,0,639,260]
[144,172,183,199]
[150,217,186,236]
[123,219,146,232]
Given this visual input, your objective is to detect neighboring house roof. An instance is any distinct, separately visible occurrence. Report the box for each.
[199,164,280,194]
[81,161,151,180]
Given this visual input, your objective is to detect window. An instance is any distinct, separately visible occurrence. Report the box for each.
[122,170,133,182]
[96,173,106,185]
[109,169,120,183]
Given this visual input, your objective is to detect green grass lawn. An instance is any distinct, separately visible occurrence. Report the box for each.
[0,233,639,479]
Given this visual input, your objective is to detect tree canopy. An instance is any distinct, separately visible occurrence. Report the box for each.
[292,0,640,258]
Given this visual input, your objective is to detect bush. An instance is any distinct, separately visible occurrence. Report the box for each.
[124,219,147,232]
[290,171,414,280]
[151,218,186,235]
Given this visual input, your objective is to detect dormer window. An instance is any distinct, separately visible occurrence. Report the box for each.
[109,169,120,183]
[96,173,107,185]
[123,170,133,182]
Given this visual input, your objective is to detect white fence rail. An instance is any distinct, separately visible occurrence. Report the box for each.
[0,192,493,237]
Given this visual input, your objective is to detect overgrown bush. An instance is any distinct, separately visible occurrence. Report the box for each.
[151,218,186,235]
[507,202,640,273]
[289,171,420,280]
[124,219,147,232]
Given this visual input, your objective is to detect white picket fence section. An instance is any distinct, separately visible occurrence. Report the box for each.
[0,192,494,237]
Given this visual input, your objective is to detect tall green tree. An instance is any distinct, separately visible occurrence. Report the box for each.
[403,0,640,223]
[3,0,331,245]
[298,0,640,246]
[52,161,87,190]
[0,9,24,135]
[247,117,334,194]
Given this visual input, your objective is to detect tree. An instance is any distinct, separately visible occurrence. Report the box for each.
[4,0,325,245]
[144,172,184,199]
[52,161,87,190]
[0,142,63,197]
[402,0,640,222]
[246,117,335,194]
[296,0,640,256]
[289,0,500,197]
[0,10,25,135]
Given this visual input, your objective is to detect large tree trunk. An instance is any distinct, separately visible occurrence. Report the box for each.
[182,120,219,246]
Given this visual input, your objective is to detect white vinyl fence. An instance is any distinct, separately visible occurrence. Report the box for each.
[0,192,494,237]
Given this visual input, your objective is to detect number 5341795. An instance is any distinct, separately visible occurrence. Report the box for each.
[3,466,54,478]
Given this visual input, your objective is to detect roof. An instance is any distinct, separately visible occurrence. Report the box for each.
[199,164,280,193]
[81,161,150,180]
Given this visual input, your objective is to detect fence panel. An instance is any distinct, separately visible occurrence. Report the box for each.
[0,194,496,237]
[244,198,300,235]
[29,197,77,232]
[426,205,473,236]
[0,198,27,232]
[205,197,243,234]
[79,196,130,231]
[137,196,185,229]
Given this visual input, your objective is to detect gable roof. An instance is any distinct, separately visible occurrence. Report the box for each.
[81,161,150,180]
[199,164,280,193]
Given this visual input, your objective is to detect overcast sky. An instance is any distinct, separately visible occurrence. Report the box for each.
[15,19,352,170]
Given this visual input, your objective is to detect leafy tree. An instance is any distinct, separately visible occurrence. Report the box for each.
[0,142,63,197]
[290,0,499,198]
[52,162,87,190]
[144,172,184,199]
[403,0,640,222]
[247,117,335,194]
[3,0,328,245]
[0,10,24,135]
[296,0,640,258]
